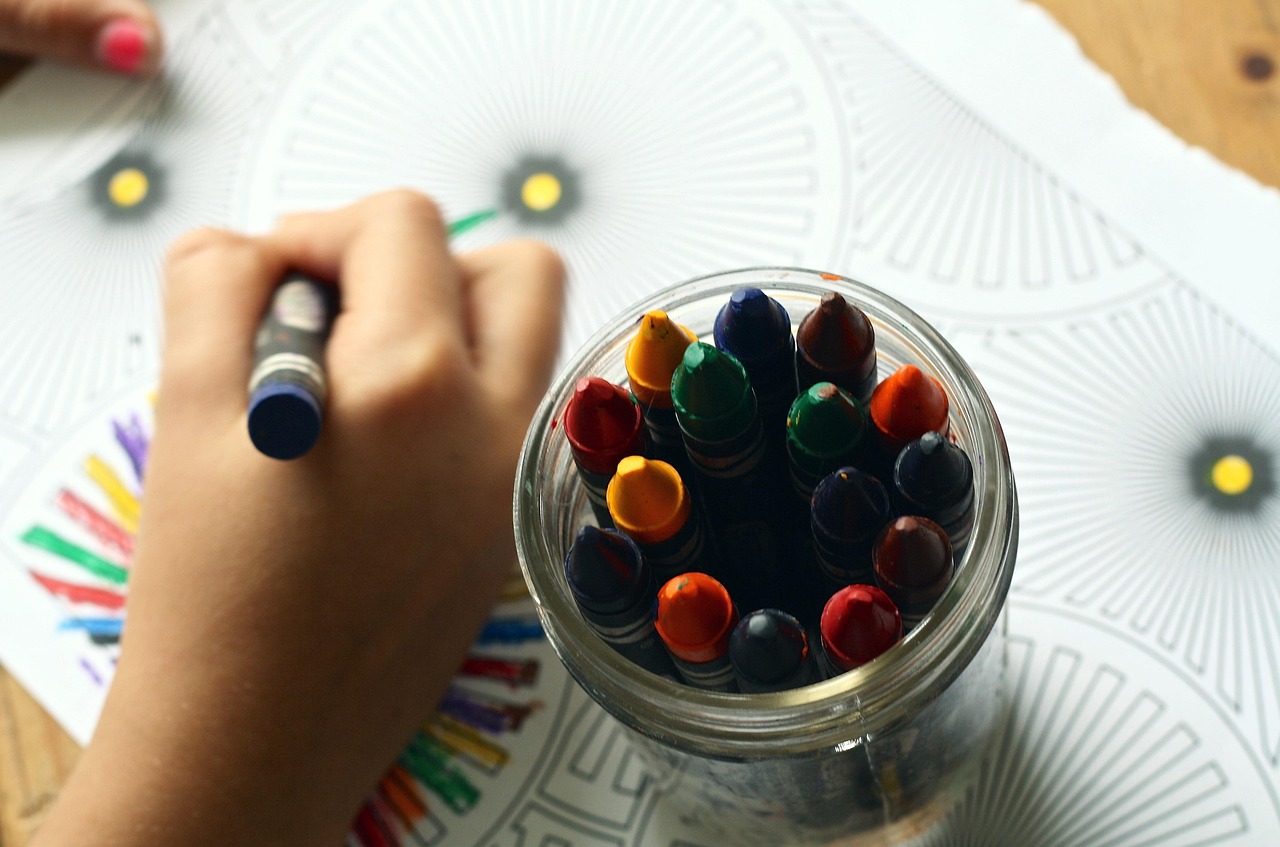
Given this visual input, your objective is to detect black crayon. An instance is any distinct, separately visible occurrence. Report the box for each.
[891,431,975,554]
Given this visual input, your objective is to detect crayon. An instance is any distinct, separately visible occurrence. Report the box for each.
[713,288,797,451]
[891,431,975,553]
[671,342,786,610]
[655,572,740,691]
[729,608,818,693]
[564,525,679,678]
[785,382,868,505]
[625,310,698,472]
[817,584,903,676]
[867,364,949,467]
[247,272,338,461]
[605,455,717,585]
[563,376,648,527]
[872,516,955,632]
[809,467,893,593]
[795,291,878,404]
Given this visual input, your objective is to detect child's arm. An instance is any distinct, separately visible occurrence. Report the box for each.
[29,189,566,847]
[0,0,161,75]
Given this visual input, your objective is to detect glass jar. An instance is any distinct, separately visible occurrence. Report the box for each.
[514,268,1018,845]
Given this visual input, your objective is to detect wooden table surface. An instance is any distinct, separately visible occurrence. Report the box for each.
[1,0,1278,843]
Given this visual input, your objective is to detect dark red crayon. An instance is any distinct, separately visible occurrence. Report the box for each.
[564,376,648,527]
[818,584,903,676]
[872,516,955,631]
[795,292,878,404]
[892,431,974,553]
[868,364,949,463]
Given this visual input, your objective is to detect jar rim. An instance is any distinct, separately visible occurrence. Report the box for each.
[514,267,1018,758]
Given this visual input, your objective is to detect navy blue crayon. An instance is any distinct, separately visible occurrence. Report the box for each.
[247,272,338,460]
[729,608,818,693]
[564,526,679,679]
[714,288,797,452]
[892,431,975,554]
[810,467,894,592]
[671,343,787,611]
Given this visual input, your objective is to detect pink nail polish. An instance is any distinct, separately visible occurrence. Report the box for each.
[96,19,151,75]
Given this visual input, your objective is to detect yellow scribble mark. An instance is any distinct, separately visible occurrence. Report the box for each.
[1211,455,1253,496]
[107,167,149,208]
[521,172,561,211]
[84,455,140,534]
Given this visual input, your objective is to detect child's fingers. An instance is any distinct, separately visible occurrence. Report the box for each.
[266,190,464,345]
[456,240,566,412]
[159,227,287,409]
[0,0,161,75]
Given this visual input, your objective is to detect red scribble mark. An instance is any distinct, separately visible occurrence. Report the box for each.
[820,272,841,281]
[56,489,134,560]
[461,655,540,687]
[31,572,127,610]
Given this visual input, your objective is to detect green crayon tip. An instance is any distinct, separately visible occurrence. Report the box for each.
[447,208,498,237]
[786,382,866,475]
[671,342,756,441]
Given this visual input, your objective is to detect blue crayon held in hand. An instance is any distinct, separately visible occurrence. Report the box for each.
[729,608,818,693]
[247,272,338,460]
[565,525,679,679]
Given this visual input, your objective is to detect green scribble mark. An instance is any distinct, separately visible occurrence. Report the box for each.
[447,209,498,238]
[398,732,480,814]
[21,526,129,585]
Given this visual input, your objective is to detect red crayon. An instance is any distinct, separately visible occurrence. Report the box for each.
[795,292,878,404]
[564,376,647,526]
[655,573,740,691]
[818,584,903,676]
[872,516,954,632]
[868,364,949,462]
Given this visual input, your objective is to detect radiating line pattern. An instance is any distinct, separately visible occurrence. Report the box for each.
[956,282,1280,769]
[0,18,263,436]
[782,0,1166,322]
[238,0,846,352]
[911,603,1279,845]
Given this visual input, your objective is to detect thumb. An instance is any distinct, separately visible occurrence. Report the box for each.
[0,0,162,76]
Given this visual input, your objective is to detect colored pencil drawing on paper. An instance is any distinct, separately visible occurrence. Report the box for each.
[5,390,554,847]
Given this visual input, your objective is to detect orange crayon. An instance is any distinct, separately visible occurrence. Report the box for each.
[868,364,949,464]
[655,572,740,691]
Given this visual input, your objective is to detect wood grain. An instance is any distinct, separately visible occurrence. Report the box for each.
[2,1,1279,842]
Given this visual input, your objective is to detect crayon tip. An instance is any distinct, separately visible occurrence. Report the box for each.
[820,584,902,671]
[563,377,645,467]
[655,573,738,662]
[564,526,648,615]
[671,343,755,433]
[625,311,697,406]
[786,382,866,461]
[730,609,809,687]
[606,456,692,544]
[872,516,954,607]
[713,288,794,363]
[869,365,949,449]
[811,467,893,541]
[895,431,972,503]
[796,292,876,384]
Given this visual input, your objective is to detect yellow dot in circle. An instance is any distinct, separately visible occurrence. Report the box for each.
[108,168,150,208]
[521,172,562,212]
[1211,454,1253,496]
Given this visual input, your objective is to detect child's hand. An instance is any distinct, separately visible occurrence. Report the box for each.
[0,0,160,75]
[30,190,566,847]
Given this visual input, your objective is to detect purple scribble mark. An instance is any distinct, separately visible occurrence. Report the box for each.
[79,657,104,687]
[112,413,150,486]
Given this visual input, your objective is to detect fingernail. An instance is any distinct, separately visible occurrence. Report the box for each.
[95,18,156,75]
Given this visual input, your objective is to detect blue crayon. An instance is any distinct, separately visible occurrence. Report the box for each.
[729,608,818,693]
[714,288,797,452]
[892,431,975,555]
[247,272,338,460]
[810,467,894,593]
[564,525,679,679]
[671,343,788,612]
